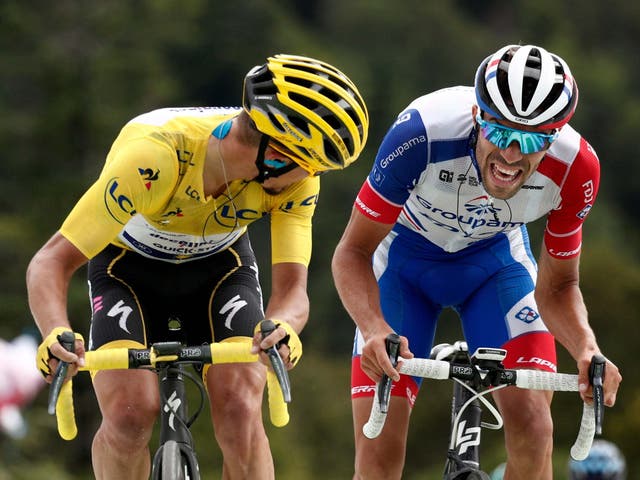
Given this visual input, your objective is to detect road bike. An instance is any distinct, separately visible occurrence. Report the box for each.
[364,334,605,479]
[47,320,291,479]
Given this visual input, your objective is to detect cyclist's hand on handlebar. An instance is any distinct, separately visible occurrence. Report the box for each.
[36,327,85,382]
[361,331,412,383]
[252,319,302,370]
[577,353,621,407]
[602,358,622,406]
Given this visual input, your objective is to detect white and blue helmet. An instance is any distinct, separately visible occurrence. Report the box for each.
[475,44,578,129]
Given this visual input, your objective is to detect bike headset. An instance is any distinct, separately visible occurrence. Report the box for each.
[242,54,369,183]
[568,440,627,480]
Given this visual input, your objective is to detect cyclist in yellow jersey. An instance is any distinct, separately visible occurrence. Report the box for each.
[27,54,368,480]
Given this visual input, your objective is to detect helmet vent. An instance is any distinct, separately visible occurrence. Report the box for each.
[267,112,285,133]
[323,113,342,129]
[323,138,341,164]
[342,105,360,128]
[290,91,321,112]
[289,115,311,136]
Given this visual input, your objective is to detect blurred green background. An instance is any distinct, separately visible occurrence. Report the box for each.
[1,0,638,478]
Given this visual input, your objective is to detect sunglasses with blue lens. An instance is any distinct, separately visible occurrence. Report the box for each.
[475,114,558,154]
[268,140,325,176]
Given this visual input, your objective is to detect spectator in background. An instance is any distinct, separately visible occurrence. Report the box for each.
[0,331,45,438]
[489,462,506,479]
[490,440,627,479]
[569,439,627,480]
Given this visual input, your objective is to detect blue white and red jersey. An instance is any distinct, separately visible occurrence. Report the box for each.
[350,87,600,402]
[355,86,599,259]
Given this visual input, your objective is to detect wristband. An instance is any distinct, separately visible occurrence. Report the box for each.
[255,319,303,368]
[36,327,84,378]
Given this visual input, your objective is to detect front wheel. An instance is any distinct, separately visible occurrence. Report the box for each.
[162,440,186,479]
[152,440,200,480]
[445,470,491,480]
[466,472,491,480]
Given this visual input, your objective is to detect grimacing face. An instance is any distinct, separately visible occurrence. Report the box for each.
[473,105,549,200]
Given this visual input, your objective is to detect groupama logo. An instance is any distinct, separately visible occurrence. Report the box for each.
[463,195,501,217]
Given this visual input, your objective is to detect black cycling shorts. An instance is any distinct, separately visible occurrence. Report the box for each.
[86,234,264,350]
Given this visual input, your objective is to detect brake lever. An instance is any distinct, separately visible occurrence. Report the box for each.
[47,330,76,415]
[589,354,606,435]
[260,319,292,403]
[377,333,400,414]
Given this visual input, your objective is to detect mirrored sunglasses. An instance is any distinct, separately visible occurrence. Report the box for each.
[476,114,558,154]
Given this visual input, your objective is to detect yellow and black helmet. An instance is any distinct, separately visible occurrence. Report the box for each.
[243,54,369,175]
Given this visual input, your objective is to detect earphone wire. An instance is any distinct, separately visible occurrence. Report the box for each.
[200,136,249,240]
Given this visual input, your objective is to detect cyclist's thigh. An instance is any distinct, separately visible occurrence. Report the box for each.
[352,394,412,470]
[87,245,149,349]
[204,238,266,406]
[88,247,161,423]
[459,230,557,371]
[492,386,553,441]
[197,234,265,342]
[377,231,442,356]
[93,369,160,422]
[204,238,266,417]
[351,232,440,405]
[206,362,265,411]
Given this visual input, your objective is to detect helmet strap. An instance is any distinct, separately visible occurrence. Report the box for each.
[468,122,482,183]
[253,134,299,183]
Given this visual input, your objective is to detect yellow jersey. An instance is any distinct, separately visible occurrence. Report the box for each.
[60,107,320,265]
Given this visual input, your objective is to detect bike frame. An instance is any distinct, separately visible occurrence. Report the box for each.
[442,348,490,479]
[150,360,201,479]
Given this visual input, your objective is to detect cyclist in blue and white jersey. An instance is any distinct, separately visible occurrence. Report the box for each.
[333,44,622,479]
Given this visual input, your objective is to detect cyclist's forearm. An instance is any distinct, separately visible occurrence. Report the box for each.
[538,284,622,406]
[265,262,309,333]
[27,232,89,335]
[264,286,309,333]
[536,283,598,360]
[27,258,74,335]
[332,246,388,339]
[535,249,599,360]
[332,209,395,339]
